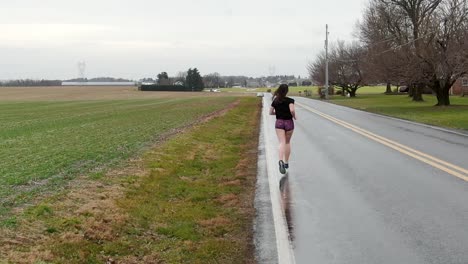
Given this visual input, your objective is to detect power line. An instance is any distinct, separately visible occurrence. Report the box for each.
[370,29,436,56]
[333,30,437,64]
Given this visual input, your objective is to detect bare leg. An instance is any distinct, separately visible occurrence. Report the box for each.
[284,130,294,163]
[275,129,286,161]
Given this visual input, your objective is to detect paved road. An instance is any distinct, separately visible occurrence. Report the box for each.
[263,96,468,264]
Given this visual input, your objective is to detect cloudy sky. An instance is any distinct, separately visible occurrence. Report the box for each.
[0,0,367,80]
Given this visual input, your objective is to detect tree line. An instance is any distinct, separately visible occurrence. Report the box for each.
[66,77,132,82]
[144,71,300,89]
[148,68,205,91]
[309,0,468,105]
[0,79,62,87]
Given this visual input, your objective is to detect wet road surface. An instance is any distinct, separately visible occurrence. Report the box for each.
[267,97,468,264]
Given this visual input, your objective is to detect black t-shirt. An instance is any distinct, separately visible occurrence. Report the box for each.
[271,97,295,120]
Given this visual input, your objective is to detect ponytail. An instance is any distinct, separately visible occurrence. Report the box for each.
[273,84,289,103]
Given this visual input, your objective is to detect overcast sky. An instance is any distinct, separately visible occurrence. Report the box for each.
[0,0,367,80]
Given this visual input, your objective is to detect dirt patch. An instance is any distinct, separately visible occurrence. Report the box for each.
[221,179,242,186]
[118,253,162,264]
[217,193,241,208]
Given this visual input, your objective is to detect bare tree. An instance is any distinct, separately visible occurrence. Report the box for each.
[203,72,222,88]
[309,41,367,97]
[425,0,468,105]
[360,1,413,93]
[308,52,326,86]
[365,0,468,105]
[331,41,368,97]
[175,71,187,86]
[371,0,443,101]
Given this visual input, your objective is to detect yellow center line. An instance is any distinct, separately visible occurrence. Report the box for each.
[300,104,468,175]
[297,102,468,182]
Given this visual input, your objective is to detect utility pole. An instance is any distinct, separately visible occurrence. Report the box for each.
[325,24,329,100]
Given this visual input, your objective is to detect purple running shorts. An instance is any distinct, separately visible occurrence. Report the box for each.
[275,119,294,131]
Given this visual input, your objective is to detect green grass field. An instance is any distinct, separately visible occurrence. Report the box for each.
[0,93,260,263]
[0,97,237,211]
[330,94,468,130]
[39,97,259,263]
[219,86,318,97]
[356,86,387,94]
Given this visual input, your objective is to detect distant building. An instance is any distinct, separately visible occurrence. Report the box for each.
[294,78,313,86]
[451,76,468,95]
[246,80,261,88]
[62,81,136,86]
[286,78,313,87]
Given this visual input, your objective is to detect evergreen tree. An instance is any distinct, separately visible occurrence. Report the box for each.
[186,68,204,91]
[157,72,169,85]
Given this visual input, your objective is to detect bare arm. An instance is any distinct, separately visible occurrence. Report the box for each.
[289,103,297,120]
[269,107,275,115]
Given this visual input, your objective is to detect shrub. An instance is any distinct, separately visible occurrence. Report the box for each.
[317,87,335,98]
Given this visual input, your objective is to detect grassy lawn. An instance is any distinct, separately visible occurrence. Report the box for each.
[0,97,237,216]
[0,97,260,263]
[329,94,468,130]
[220,86,317,96]
[219,85,386,96]
[357,86,387,94]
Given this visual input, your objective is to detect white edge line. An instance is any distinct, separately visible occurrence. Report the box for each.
[262,95,296,264]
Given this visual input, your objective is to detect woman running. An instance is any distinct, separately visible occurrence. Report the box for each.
[270,84,296,174]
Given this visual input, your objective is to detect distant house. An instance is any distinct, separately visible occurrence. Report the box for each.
[451,76,468,96]
[246,80,261,88]
[140,82,156,85]
[285,78,314,87]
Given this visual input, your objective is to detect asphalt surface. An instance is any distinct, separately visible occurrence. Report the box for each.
[262,96,468,264]
[254,121,279,264]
